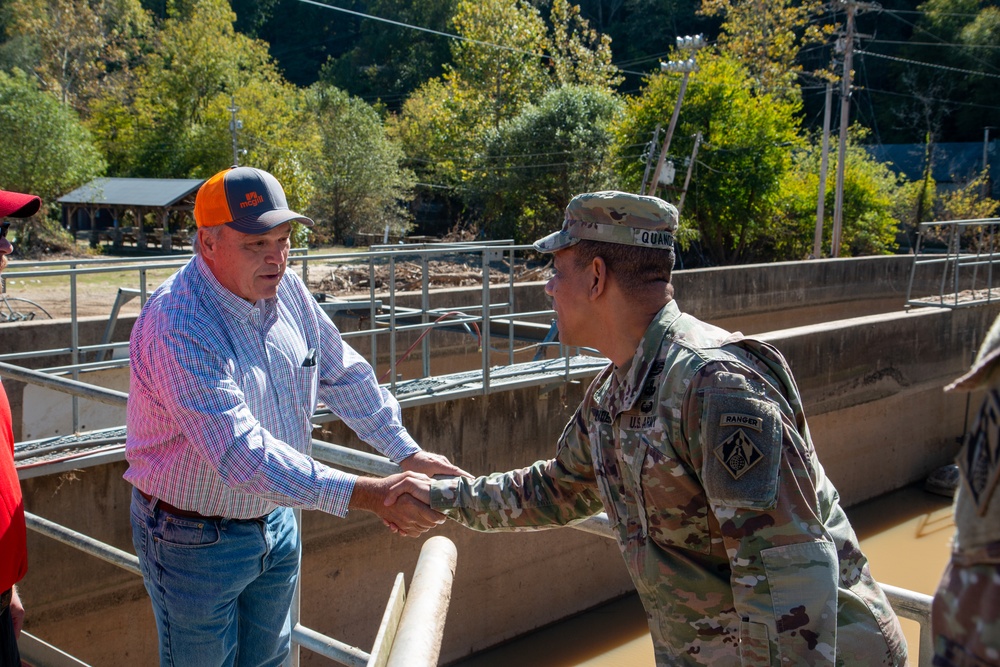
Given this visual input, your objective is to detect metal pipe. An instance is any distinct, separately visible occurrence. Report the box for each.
[25,511,140,575]
[385,536,458,667]
[310,439,401,477]
[288,624,369,667]
[0,361,128,407]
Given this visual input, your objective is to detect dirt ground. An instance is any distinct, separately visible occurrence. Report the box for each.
[1,249,551,321]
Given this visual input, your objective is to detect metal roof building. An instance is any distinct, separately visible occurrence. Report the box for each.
[57,177,204,252]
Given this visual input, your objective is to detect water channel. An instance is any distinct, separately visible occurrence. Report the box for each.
[452,482,954,666]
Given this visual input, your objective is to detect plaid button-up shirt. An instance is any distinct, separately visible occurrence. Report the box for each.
[124,255,419,519]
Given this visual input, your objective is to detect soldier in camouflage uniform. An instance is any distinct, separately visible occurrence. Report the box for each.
[388,191,907,666]
[933,314,1000,666]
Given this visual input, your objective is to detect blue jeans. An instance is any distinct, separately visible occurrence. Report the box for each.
[130,488,300,667]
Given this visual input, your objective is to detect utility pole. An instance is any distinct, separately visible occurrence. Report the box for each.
[677,132,703,216]
[814,81,834,259]
[640,124,663,195]
[228,96,243,167]
[831,0,879,257]
[648,35,705,197]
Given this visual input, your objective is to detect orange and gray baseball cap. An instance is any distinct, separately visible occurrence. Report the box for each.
[533,190,678,253]
[194,166,313,234]
[0,190,42,218]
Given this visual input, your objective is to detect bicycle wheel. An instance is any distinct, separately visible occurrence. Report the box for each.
[0,296,53,322]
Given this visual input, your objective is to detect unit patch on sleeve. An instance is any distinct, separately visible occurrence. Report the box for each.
[701,391,782,509]
[715,429,763,479]
[960,388,1000,516]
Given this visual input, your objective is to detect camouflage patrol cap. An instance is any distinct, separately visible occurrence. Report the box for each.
[946,313,1000,392]
[533,191,678,253]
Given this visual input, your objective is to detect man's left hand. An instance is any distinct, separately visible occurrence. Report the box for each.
[399,451,471,479]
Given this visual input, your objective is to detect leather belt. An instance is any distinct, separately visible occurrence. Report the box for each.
[139,490,226,521]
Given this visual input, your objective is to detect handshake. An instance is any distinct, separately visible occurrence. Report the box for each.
[351,451,471,538]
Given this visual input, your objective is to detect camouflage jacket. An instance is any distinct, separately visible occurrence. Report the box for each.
[933,314,1000,666]
[431,301,907,666]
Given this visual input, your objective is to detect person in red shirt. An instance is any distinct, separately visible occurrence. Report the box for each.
[0,188,42,667]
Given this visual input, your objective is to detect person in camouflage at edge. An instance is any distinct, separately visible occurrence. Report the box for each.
[933,314,1000,666]
[387,190,907,666]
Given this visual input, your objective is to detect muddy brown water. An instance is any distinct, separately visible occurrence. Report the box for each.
[451,483,954,666]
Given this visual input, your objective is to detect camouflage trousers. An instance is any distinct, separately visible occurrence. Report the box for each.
[932,544,1000,666]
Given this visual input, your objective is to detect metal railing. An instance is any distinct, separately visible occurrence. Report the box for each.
[906,217,1000,309]
[3,366,457,667]
[0,242,572,433]
[3,357,936,666]
[2,242,938,665]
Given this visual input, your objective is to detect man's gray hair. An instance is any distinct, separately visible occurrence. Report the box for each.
[192,225,223,255]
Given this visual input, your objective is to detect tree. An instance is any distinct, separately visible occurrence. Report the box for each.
[88,0,306,181]
[547,0,622,90]
[448,0,550,132]
[303,83,415,244]
[320,0,457,110]
[700,0,832,99]
[774,130,909,260]
[390,0,622,232]
[613,52,803,265]
[2,0,151,113]
[0,68,105,253]
[471,84,623,242]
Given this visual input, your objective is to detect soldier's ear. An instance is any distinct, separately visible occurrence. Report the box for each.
[589,256,608,301]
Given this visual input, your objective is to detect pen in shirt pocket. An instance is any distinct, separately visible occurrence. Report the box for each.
[302,348,317,367]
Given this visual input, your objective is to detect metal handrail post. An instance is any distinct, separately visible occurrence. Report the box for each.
[507,246,515,366]
[389,255,397,390]
[70,263,80,430]
[421,252,430,378]
[880,583,934,667]
[384,536,457,667]
[286,507,303,667]
[481,249,491,394]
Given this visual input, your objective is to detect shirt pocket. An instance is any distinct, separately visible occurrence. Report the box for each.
[761,541,838,665]
[294,364,318,426]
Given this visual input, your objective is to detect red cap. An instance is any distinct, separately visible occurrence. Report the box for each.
[0,190,41,218]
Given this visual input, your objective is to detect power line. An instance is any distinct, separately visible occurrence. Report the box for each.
[295,0,650,78]
[859,85,1000,112]
[858,50,1000,80]
[868,39,1000,49]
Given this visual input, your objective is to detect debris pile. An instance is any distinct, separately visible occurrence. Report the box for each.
[309,259,551,296]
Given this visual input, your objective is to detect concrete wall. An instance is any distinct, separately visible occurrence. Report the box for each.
[7,254,993,665]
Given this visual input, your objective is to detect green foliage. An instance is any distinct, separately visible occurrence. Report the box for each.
[0,68,105,254]
[936,170,999,222]
[775,128,907,259]
[320,0,457,109]
[303,83,415,244]
[0,68,106,198]
[2,0,151,113]
[700,0,833,98]
[470,84,623,242]
[87,0,303,180]
[613,52,803,265]
[448,0,550,132]
[547,0,622,90]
